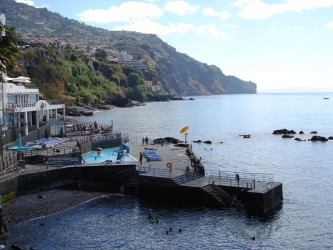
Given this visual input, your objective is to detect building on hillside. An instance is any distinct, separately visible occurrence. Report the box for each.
[118,60,148,70]
[29,38,61,49]
[0,74,65,137]
[109,49,133,61]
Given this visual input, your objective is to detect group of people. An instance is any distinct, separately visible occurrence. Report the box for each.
[189,153,203,174]
[142,136,149,145]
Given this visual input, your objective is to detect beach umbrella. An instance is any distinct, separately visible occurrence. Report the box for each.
[180,126,189,134]
[180,126,189,144]
[95,147,103,152]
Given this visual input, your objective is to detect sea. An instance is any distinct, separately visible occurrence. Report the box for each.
[6,93,333,249]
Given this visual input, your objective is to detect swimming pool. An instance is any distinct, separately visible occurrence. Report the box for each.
[82,147,137,164]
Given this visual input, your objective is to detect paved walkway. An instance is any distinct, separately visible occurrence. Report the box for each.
[127,142,192,176]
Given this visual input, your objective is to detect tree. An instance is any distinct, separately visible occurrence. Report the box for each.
[127,72,143,87]
[94,48,108,62]
[0,24,19,78]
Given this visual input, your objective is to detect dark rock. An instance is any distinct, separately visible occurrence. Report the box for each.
[79,110,93,116]
[310,136,328,142]
[299,131,304,134]
[203,140,212,144]
[282,135,294,139]
[328,136,333,140]
[152,138,165,144]
[10,244,23,250]
[163,137,181,144]
[310,131,318,134]
[294,138,305,141]
[193,140,202,143]
[273,128,296,135]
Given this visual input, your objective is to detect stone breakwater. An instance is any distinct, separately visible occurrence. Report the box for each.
[3,189,108,225]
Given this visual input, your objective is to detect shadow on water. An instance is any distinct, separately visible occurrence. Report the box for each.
[5,194,276,249]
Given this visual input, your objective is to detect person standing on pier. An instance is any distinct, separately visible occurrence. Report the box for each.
[236,173,240,186]
[139,152,143,165]
[190,154,194,167]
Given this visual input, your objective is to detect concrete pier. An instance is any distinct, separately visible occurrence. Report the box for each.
[0,138,283,217]
[128,142,283,216]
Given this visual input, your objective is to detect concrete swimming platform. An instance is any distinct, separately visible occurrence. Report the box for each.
[127,141,283,216]
[0,136,283,217]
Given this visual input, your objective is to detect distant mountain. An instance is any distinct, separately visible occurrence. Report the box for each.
[0,0,256,96]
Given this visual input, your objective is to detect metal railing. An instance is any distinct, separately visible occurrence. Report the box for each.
[206,169,273,182]
[206,169,274,190]
[138,166,175,178]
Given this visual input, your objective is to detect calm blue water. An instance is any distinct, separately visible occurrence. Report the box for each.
[82,147,135,163]
[7,94,333,249]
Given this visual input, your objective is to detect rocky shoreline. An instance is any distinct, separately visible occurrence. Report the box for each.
[3,189,109,226]
[64,104,117,116]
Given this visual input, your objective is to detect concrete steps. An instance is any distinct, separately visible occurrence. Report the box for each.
[201,185,226,207]
[201,184,237,207]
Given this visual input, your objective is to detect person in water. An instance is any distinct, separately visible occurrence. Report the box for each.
[148,209,153,220]
[147,209,159,223]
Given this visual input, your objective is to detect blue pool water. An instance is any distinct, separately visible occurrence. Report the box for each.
[82,147,137,163]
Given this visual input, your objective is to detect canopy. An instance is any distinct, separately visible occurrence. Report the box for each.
[180,126,189,134]
[95,147,103,152]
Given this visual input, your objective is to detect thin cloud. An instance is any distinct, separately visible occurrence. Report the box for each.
[15,0,35,6]
[234,0,333,20]
[327,21,333,28]
[203,7,218,16]
[113,19,194,36]
[15,0,49,9]
[112,19,231,40]
[78,1,163,23]
[203,7,231,20]
[164,1,200,16]
[195,24,232,39]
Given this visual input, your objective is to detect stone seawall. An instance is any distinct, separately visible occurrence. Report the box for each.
[0,164,136,197]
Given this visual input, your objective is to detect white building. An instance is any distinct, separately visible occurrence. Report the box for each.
[1,74,66,136]
[109,49,133,61]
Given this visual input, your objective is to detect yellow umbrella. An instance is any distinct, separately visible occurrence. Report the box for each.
[180,126,189,134]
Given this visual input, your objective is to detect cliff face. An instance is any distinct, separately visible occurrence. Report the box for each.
[0,0,256,95]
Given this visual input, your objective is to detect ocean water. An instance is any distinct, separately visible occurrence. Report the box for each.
[6,93,333,249]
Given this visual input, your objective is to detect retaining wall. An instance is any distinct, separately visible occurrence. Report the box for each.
[0,164,136,197]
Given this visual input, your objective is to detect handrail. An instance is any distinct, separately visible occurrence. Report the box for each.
[265,182,275,190]
[206,169,274,182]
[211,183,236,204]
[138,166,175,178]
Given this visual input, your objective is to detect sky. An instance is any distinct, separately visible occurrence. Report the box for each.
[15,0,333,92]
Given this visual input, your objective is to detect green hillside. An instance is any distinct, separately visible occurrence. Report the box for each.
[10,45,158,106]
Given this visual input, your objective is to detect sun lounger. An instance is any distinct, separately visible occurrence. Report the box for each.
[143,150,162,161]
